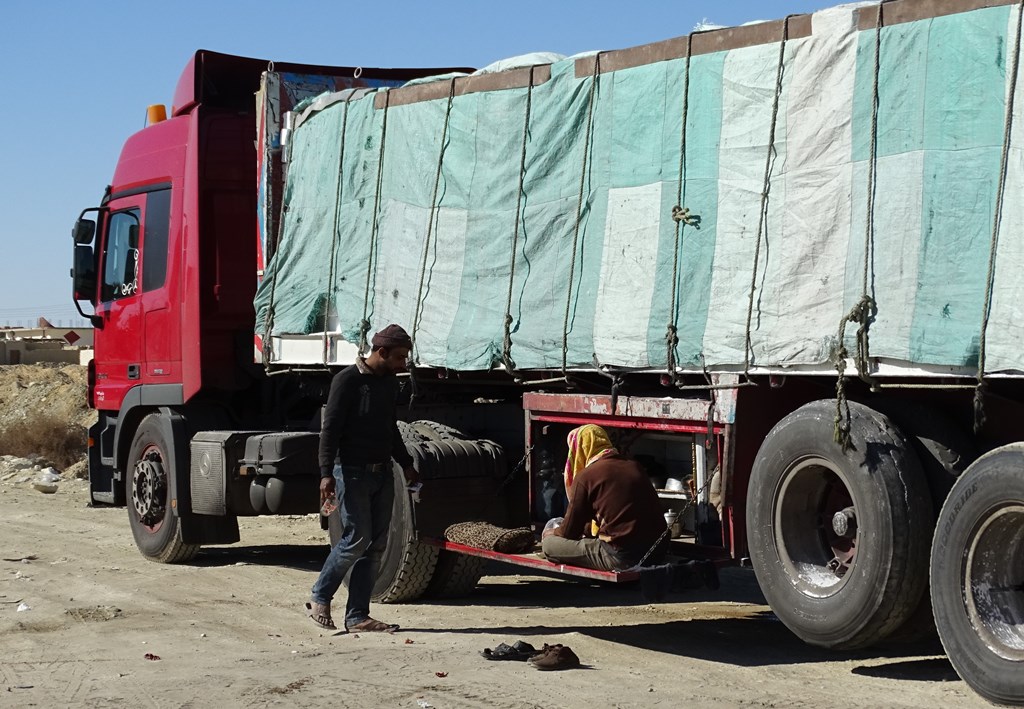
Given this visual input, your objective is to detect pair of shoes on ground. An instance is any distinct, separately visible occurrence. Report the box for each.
[480,640,580,670]
[305,601,399,633]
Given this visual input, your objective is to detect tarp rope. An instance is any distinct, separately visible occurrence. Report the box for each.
[743,17,790,384]
[973,0,1024,433]
[834,3,884,449]
[501,67,536,380]
[321,96,353,366]
[562,53,602,379]
[412,78,457,364]
[665,35,694,385]
[359,89,391,354]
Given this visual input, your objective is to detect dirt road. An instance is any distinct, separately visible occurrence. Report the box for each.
[0,476,985,709]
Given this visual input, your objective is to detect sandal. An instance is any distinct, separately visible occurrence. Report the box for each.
[346,617,400,633]
[480,640,537,661]
[305,601,337,630]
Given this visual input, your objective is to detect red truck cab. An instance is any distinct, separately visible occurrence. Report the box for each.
[71,50,469,510]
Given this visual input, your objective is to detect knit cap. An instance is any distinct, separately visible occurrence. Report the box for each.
[371,323,412,350]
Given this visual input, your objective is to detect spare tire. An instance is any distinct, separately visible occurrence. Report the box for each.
[930,444,1024,706]
[412,420,467,442]
[747,400,933,650]
[329,461,439,603]
[330,421,503,603]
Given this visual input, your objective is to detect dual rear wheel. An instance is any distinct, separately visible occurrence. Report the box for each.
[749,399,1023,705]
[747,400,934,650]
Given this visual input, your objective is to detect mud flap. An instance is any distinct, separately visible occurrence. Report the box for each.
[88,419,123,506]
[160,407,240,546]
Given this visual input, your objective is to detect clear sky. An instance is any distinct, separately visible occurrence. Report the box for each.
[0,0,827,329]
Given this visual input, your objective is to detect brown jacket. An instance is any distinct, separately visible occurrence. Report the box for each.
[558,455,665,555]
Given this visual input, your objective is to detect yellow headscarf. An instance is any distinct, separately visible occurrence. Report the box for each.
[563,424,617,490]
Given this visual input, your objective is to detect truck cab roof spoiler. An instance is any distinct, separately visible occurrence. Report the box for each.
[171,49,474,116]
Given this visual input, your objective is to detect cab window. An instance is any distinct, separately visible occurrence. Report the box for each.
[101,209,141,302]
[143,189,170,292]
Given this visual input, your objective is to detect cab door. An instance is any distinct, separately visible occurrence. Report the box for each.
[93,198,144,411]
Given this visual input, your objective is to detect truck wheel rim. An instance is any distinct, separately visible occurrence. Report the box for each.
[963,503,1024,662]
[773,457,857,598]
[131,444,167,531]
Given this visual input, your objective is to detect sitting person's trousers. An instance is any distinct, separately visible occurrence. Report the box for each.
[541,534,666,572]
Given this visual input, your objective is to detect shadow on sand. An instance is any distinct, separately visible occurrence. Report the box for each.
[189,543,327,573]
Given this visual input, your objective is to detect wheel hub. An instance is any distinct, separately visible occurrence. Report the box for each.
[774,458,858,597]
[832,506,857,538]
[965,504,1024,662]
[132,453,167,526]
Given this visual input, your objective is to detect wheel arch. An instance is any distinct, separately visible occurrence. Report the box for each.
[113,384,184,481]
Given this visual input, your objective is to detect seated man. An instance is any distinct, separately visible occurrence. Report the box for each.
[541,425,667,571]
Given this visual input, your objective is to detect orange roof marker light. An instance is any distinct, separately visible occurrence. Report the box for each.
[146,104,167,126]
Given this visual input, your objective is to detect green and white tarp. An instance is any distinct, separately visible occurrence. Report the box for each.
[255,2,1024,376]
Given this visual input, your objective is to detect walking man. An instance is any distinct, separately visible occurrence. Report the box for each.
[306,324,418,632]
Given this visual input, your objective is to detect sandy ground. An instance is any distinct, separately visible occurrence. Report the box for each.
[0,477,987,709]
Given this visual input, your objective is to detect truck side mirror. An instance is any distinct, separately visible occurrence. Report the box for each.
[73,218,96,245]
[128,224,139,250]
[72,244,97,304]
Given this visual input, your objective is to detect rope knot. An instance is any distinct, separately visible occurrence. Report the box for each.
[671,205,701,228]
[973,381,988,434]
[665,324,679,348]
[847,294,876,326]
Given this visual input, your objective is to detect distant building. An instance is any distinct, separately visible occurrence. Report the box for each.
[0,323,94,365]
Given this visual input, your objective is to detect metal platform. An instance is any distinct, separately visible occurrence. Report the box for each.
[421,538,641,583]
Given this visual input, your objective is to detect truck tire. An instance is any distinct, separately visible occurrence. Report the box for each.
[125,413,200,563]
[871,399,976,510]
[329,464,438,604]
[930,444,1024,706]
[426,551,487,598]
[870,400,977,644]
[747,400,932,650]
[412,420,466,442]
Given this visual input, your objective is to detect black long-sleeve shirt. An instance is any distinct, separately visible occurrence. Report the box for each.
[318,359,413,477]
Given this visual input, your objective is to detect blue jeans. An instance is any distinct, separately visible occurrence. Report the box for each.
[310,463,395,627]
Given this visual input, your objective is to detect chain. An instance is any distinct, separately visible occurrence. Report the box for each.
[494,445,534,496]
[633,463,718,569]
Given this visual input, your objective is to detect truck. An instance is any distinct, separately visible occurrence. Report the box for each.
[71,0,1023,704]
